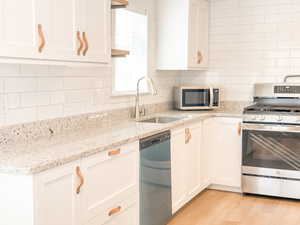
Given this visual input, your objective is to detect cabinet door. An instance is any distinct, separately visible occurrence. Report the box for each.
[188,0,209,68]
[0,0,39,59]
[171,128,188,214]
[81,142,139,223]
[35,162,81,225]
[36,0,79,61]
[186,123,202,199]
[201,118,214,188]
[212,117,242,188]
[79,0,110,63]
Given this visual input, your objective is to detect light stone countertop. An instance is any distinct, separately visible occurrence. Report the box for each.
[0,111,242,175]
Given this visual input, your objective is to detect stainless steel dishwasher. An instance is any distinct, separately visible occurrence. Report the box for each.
[140,130,172,225]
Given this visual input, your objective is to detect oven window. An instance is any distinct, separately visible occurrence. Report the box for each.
[243,130,300,171]
[182,89,210,107]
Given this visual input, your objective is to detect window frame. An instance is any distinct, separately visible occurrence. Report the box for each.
[111,8,150,96]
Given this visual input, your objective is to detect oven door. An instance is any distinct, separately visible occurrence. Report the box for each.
[182,88,212,108]
[242,123,300,174]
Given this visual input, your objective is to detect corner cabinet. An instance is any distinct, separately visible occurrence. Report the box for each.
[0,142,139,225]
[171,116,242,214]
[203,117,242,190]
[157,0,209,70]
[0,0,111,65]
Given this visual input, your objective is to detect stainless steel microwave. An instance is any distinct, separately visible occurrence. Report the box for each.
[174,87,220,110]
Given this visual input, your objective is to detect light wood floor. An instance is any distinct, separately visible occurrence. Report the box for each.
[167,190,300,225]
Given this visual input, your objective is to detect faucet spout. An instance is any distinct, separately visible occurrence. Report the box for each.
[135,76,158,121]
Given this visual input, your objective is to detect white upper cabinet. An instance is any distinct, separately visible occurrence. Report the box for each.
[0,0,111,64]
[35,0,79,61]
[78,0,111,63]
[157,0,209,70]
[188,0,209,68]
[0,0,39,59]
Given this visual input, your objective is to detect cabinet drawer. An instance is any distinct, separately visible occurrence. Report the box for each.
[82,141,139,221]
[87,203,139,225]
[85,187,138,225]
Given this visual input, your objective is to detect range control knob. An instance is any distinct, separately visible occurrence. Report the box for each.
[277,115,283,122]
[251,115,257,121]
[259,115,266,121]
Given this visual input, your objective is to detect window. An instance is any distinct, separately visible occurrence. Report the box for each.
[113,9,148,94]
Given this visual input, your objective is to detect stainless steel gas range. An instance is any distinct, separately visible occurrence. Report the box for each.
[242,82,300,199]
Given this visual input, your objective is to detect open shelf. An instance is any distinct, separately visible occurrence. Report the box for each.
[111,0,128,9]
[111,49,130,57]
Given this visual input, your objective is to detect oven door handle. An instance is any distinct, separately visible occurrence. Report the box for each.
[242,123,300,133]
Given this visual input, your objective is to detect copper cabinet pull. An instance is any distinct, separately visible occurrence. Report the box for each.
[82,32,89,56]
[185,128,192,144]
[197,51,203,64]
[108,149,121,156]
[238,122,242,136]
[76,166,84,194]
[108,206,122,216]
[77,31,84,56]
[38,24,46,53]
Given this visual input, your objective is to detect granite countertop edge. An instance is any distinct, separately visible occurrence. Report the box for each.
[0,111,242,175]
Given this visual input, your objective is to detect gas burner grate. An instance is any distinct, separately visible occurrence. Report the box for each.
[243,104,300,114]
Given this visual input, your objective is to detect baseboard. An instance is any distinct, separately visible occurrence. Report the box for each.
[208,184,242,193]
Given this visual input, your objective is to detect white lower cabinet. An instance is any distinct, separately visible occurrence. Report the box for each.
[186,123,203,199]
[1,141,139,225]
[35,161,81,225]
[203,117,242,189]
[81,142,139,225]
[171,122,204,214]
[171,117,243,213]
[171,127,188,213]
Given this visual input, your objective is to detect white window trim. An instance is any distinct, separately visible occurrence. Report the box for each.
[111,8,151,97]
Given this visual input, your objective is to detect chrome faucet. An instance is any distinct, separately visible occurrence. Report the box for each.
[135,76,158,121]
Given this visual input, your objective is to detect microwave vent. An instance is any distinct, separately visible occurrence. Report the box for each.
[274,85,300,94]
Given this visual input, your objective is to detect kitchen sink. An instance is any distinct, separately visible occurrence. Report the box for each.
[139,116,183,124]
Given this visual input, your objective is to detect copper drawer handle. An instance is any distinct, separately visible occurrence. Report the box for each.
[82,32,89,56]
[77,31,84,56]
[108,206,122,216]
[108,149,121,156]
[38,24,46,53]
[197,51,203,64]
[76,166,84,194]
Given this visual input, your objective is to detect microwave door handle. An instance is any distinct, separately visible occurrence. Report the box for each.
[209,88,213,107]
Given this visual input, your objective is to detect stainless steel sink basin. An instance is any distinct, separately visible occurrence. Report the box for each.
[139,116,183,124]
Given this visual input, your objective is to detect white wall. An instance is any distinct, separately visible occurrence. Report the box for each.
[0,0,180,127]
[182,0,300,102]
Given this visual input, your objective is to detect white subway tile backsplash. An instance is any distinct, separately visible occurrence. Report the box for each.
[5,78,37,93]
[37,78,64,91]
[21,92,51,107]
[6,107,37,125]
[37,105,64,120]
[6,94,20,109]
[198,0,300,102]
[50,92,65,105]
